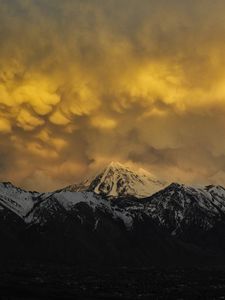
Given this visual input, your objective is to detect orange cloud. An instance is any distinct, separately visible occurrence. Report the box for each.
[0,0,225,190]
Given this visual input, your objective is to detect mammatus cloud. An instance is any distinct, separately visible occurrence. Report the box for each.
[1,0,225,190]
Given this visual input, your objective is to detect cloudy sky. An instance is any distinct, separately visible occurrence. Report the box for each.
[1,0,225,191]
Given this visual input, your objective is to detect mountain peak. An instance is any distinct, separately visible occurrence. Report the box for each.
[88,162,166,198]
[105,161,134,174]
[62,161,166,198]
[108,161,124,169]
[106,161,155,178]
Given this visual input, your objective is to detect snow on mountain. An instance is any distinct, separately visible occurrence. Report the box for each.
[2,171,225,266]
[57,191,135,229]
[27,190,135,229]
[2,164,225,241]
[55,191,108,211]
[59,179,91,193]
[205,185,225,213]
[144,183,225,236]
[65,161,166,199]
[92,161,166,198]
[0,182,39,218]
[19,181,225,235]
[3,174,225,265]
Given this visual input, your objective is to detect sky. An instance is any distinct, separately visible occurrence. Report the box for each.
[1,0,225,191]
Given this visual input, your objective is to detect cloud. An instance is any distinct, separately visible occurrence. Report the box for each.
[0,0,225,190]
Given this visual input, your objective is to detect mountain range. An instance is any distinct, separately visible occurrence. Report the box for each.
[1,162,225,267]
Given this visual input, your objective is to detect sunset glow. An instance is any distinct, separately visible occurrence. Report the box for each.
[1,0,225,190]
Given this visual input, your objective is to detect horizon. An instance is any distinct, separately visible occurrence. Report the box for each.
[1,160,224,193]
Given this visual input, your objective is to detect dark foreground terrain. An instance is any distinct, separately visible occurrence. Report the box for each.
[1,262,225,299]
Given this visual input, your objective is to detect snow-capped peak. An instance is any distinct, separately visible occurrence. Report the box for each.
[62,161,166,198]
[88,161,166,198]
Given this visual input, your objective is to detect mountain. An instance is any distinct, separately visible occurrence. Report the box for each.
[142,183,225,259]
[64,161,166,198]
[0,182,40,218]
[144,183,225,235]
[1,164,225,266]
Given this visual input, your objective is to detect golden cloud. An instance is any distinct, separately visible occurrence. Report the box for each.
[0,0,225,190]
